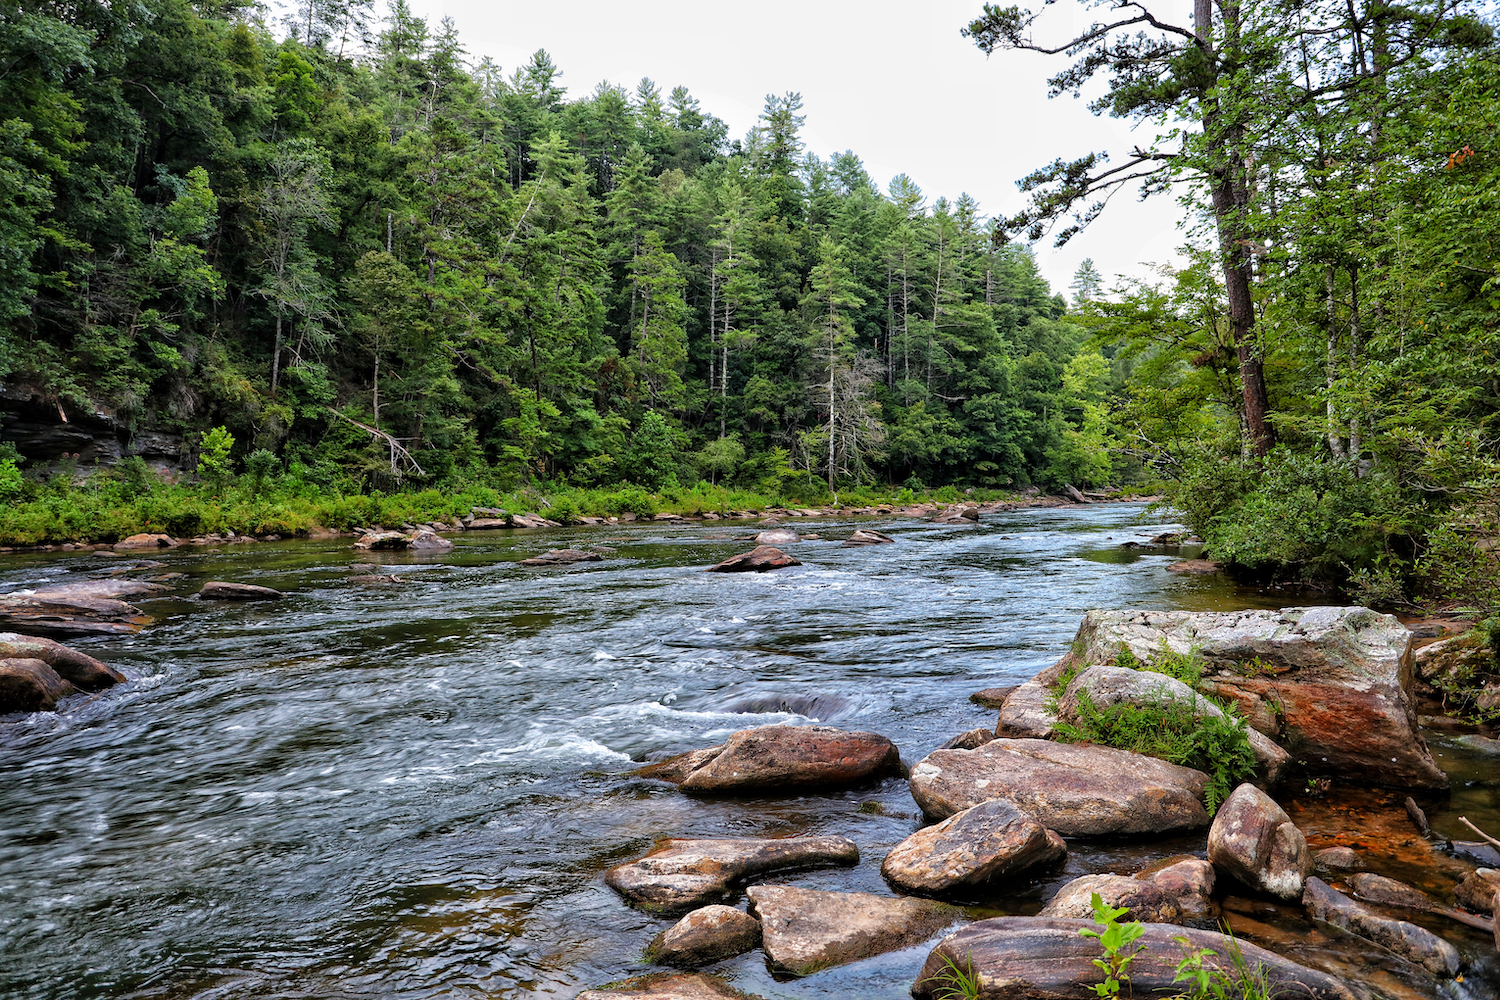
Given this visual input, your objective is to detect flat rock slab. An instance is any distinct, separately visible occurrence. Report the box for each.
[1062,607,1446,789]
[637,725,902,795]
[843,529,895,546]
[881,798,1065,896]
[908,738,1210,837]
[519,548,603,567]
[706,546,801,572]
[0,632,124,690]
[1303,876,1460,977]
[605,836,858,914]
[354,531,410,550]
[1208,783,1312,901]
[577,973,766,1000]
[912,917,1370,1000]
[647,905,761,968]
[1037,873,1179,923]
[0,590,150,638]
[746,885,960,976]
[0,657,77,712]
[200,581,284,600]
[113,533,178,550]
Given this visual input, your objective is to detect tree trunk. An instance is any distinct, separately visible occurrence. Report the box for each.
[271,312,283,395]
[1325,266,1346,460]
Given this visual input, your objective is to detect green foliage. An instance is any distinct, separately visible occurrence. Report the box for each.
[921,952,980,1000]
[1079,892,1146,999]
[197,427,236,491]
[1172,929,1281,1000]
[0,459,23,503]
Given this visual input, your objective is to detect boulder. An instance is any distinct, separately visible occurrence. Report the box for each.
[908,738,1210,837]
[577,973,765,1000]
[705,546,801,573]
[994,678,1057,738]
[113,533,178,551]
[1347,872,1433,911]
[605,836,858,914]
[1037,874,1179,923]
[465,518,508,530]
[754,528,800,546]
[1207,783,1312,901]
[936,727,996,751]
[638,725,902,795]
[1136,856,1217,922]
[0,657,76,712]
[746,885,960,976]
[408,529,453,552]
[1454,733,1500,754]
[1303,876,1460,977]
[1456,869,1500,914]
[881,798,1066,896]
[0,589,151,638]
[0,632,125,689]
[843,529,895,546]
[968,686,1015,709]
[1057,665,1290,785]
[26,579,165,600]
[912,917,1369,1000]
[519,548,603,567]
[1057,607,1447,790]
[931,504,980,524]
[199,581,283,601]
[354,530,409,551]
[1314,846,1364,873]
[646,905,761,968]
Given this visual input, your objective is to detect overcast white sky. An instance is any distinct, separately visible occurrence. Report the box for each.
[407,0,1199,295]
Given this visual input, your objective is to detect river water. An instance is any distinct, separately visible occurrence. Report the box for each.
[1,504,1495,1000]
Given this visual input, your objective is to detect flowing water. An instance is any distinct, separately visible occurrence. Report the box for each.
[1,505,1495,1000]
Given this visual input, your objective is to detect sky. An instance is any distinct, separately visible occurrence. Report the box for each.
[404,0,1200,295]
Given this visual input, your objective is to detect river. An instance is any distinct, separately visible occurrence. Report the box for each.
[1,504,1495,999]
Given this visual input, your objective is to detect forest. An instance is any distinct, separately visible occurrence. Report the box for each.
[0,0,1498,610]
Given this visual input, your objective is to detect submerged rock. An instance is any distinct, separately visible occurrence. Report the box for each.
[705,545,801,572]
[912,917,1369,1000]
[1456,869,1500,914]
[605,836,858,914]
[1303,876,1461,977]
[908,738,1210,837]
[0,657,76,712]
[637,725,902,795]
[577,973,765,1000]
[881,798,1065,896]
[519,548,602,567]
[1314,846,1364,873]
[1037,874,1179,924]
[746,885,959,976]
[1208,783,1312,901]
[199,581,284,601]
[0,632,125,690]
[646,905,761,968]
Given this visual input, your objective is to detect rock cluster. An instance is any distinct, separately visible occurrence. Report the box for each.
[0,632,125,713]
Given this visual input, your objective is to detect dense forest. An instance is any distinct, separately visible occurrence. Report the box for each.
[1,0,1498,613]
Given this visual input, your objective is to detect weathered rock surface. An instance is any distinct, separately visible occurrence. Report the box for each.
[930,504,979,524]
[0,657,77,712]
[1454,733,1500,754]
[881,798,1066,896]
[638,725,902,795]
[605,836,858,914]
[912,917,1370,1000]
[577,972,765,1000]
[754,528,800,546]
[843,529,895,546]
[0,632,125,689]
[908,738,1210,837]
[1057,665,1290,784]
[407,529,453,551]
[1347,872,1433,911]
[199,581,284,601]
[1314,846,1364,873]
[936,727,996,751]
[994,678,1056,738]
[1037,874,1179,923]
[1456,868,1500,914]
[1207,783,1312,901]
[746,885,959,976]
[705,546,801,573]
[519,548,603,567]
[0,587,151,638]
[113,532,178,551]
[1303,876,1460,977]
[968,686,1015,709]
[1166,559,1222,574]
[1058,607,1446,789]
[1135,856,1217,922]
[646,905,761,968]
[353,530,409,551]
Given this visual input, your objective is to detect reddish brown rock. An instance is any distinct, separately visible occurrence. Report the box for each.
[641,725,902,796]
[881,798,1066,896]
[1208,783,1312,901]
[0,657,76,712]
[1303,876,1460,977]
[1135,855,1218,922]
[113,533,178,551]
[646,905,761,968]
[1455,869,1500,914]
[519,548,602,566]
[747,885,959,976]
[605,836,858,914]
[0,632,124,690]
[1166,559,1222,574]
[1314,846,1363,873]
[843,529,895,546]
[1346,872,1433,911]
[1037,874,1179,923]
[705,545,801,572]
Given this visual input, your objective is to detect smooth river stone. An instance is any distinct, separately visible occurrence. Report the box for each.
[0,657,77,712]
[881,798,1065,896]
[199,581,284,600]
[578,973,767,1000]
[0,632,125,690]
[746,885,960,976]
[1303,877,1461,977]
[1207,783,1312,901]
[605,836,858,914]
[705,545,800,573]
[907,738,1210,837]
[646,905,761,968]
[1036,873,1179,924]
[912,917,1371,1000]
[638,725,903,795]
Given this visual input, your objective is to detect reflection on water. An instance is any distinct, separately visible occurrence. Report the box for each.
[0,505,1492,999]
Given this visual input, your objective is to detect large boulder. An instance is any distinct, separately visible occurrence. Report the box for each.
[1057,665,1290,785]
[881,798,1066,896]
[754,528,800,546]
[908,738,1210,837]
[577,973,767,1000]
[407,529,454,552]
[0,632,124,689]
[1036,874,1179,923]
[646,905,761,968]
[1455,869,1500,914]
[0,589,150,638]
[1058,607,1446,789]
[636,725,902,795]
[746,885,960,976]
[113,532,178,550]
[931,504,979,524]
[519,548,602,567]
[1303,877,1461,977]
[706,545,801,572]
[605,836,858,914]
[199,581,283,601]
[911,917,1369,1000]
[0,657,76,712]
[354,530,409,551]
[1207,783,1312,901]
[1136,855,1217,922]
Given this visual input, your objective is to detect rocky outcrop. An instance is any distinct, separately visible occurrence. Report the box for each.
[1058,607,1447,789]
[746,885,959,976]
[1057,665,1290,785]
[407,529,453,551]
[881,798,1066,896]
[908,738,1210,837]
[519,548,603,567]
[605,836,858,914]
[936,728,996,751]
[646,905,761,968]
[1456,869,1500,914]
[754,528,800,546]
[0,632,126,689]
[199,581,283,600]
[0,587,152,638]
[353,530,410,551]
[0,657,77,712]
[912,917,1369,1000]
[637,726,902,795]
[705,546,801,572]
[930,504,979,524]
[113,533,178,551]
[1037,874,1179,923]
[577,973,766,1000]
[1207,783,1312,901]
[1303,876,1461,977]
[843,529,895,546]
